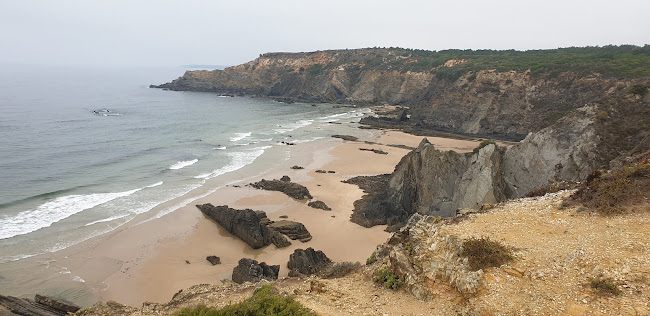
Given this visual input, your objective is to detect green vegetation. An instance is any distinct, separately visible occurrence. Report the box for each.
[173,285,315,316]
[366,253,377,265]
[569,160,650,215]
[315,45,650,81]
[318,261,362,279]
[306,64,324,75]
[460,237,514,271]
[629,84,648,97]
[373,268,403,290]
[588,277,621,295]
[472,141,496,154]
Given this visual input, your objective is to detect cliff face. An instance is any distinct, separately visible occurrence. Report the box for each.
[154,48,648,140]
[351,106,605,225]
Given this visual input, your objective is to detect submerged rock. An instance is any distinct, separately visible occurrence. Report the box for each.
[331,135,358,141]
[287,248,332,276]
[231,258,279,284]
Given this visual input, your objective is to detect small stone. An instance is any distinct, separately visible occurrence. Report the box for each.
[206,256,221,265]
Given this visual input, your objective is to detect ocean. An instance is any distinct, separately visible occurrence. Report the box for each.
[0,64,373,302]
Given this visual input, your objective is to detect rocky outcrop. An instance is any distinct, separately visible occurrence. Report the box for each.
[196,204,291,249]
[267,220,312,242]
[231,258,279,284]
[0,294,80,316]
[350,106,606,228]
[250,176,312,200]
[307,200,331,211]
[287,248,332,277]
[374,214,483,300]
[206,256,221,265]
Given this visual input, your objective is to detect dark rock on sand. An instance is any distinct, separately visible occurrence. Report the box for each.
[196,204,290,249]
[279,215,289,219]
[268,220,312,242]
[206,256,221,265]
[287,248,332,276]
[359,148,388,155]
[290,165,304,170]
[315,170,327,173]
[250,177,313,200]
[307,200,331,211]
[232,258,279,284]
[331,135,358,141]
[0,294,80,316]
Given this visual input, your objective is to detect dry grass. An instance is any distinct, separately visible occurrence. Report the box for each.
[588,277,621,296]
[568,156,650,215]
[460,237,514,271]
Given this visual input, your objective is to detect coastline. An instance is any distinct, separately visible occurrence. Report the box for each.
[3,127,482,308]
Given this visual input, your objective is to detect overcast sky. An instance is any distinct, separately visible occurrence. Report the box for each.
[1,0,649,67]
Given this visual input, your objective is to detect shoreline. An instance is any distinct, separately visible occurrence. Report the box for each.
[2,127,482,308]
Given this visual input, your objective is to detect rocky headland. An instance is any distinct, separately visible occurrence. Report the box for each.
[27,47,649,315]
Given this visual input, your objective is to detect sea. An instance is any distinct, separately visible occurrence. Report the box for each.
[0,64,373,302]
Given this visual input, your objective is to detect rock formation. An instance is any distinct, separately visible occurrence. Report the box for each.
[249,176,313,200]
[196,204,291,249]
[287,248,332,277]
[0,294,80,316]
[267,220,312,242]
[307,200,331,211]
[206,256,221,265]
[348,106,607,228]
[231,258,279,284]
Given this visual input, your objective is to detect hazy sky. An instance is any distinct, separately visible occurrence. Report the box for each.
[1,0,649,67]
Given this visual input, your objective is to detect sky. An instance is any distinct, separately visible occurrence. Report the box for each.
[1,0,649,67]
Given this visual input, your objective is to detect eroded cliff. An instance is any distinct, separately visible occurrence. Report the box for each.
[153,47,650,140]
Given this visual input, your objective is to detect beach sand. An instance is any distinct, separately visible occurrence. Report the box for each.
[44,130,481,307]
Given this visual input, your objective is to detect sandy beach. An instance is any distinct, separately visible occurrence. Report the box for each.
[28,129,481,307]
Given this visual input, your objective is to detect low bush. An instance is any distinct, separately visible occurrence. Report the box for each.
[319,261,362,279]
[373,268,403,290]
[460,237,514,271]
[588,277,621,295]
[568,160,650,214]
[173,285,315,316]
[366,253,377,265]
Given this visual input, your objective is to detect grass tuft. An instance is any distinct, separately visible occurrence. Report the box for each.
[373,268,403,290]
[460,237,514,271]
[588,277,621,295]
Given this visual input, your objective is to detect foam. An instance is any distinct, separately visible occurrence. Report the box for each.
[193,146,268,180]
[0,187,144,240]
[229,132,251,142]
[274,119,313,134]
[168,159,198,170]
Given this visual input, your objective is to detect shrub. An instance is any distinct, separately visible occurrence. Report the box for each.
[629,84,648,97]
[568,161,650,214]
[306,64,324,75]
[472,141,496,154]
[460,237,514,271]
[373,268,403,290]
[366,253,377,265]
[173,285,315,316]
[319,261,362,279]
[588,277,621,295]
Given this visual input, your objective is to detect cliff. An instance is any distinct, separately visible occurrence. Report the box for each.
[153,46,650,140]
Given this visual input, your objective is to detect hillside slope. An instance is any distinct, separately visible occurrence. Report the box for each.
[153,46,650,140]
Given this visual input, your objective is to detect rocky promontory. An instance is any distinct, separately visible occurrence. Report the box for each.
[152,46,650,141]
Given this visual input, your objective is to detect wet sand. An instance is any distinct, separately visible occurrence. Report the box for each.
[50,130,481,307]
